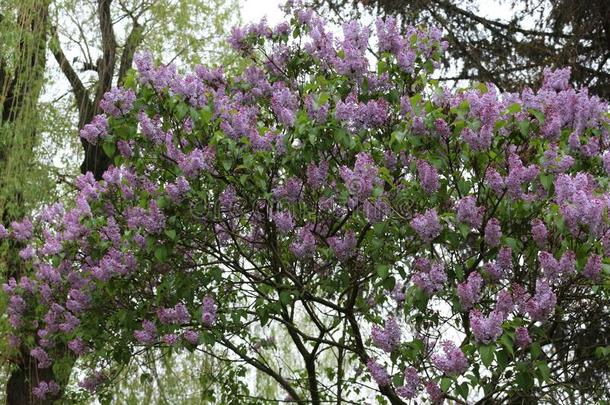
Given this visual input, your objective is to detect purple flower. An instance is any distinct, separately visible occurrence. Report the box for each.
[271,82,298,127]
[485,167,505,195]
[273,177,303,203]
[68,337,88,355]
[461,126,492,151]
[376,16,402,53]
[484,218,502,247]
[166,176,190,203]
[417,159,440,193]
[495,289,514,315]
[99,87,136,117]
[78,371,105,393]
[339,152,381,201]
[457,272,483,309]
[456,196,484,229]
[327,231,357,261]
[182,330,199,345]
[334,21,371,78]
[178,147,215,177]
[366,358,390,386]
[80,114,109,145]
[432,340,468,375]
[138,111,165,144]
[305,95,329,124]
[32,380,59,400]
[531,219,548,247]
[0,224,9,239]
[18,246,36,261]
[202,296,217,327]
[11,218,33,241]
[542,67,571,91]
[470,309,504,344]
[363,199,389,223]
[306,160,329,189]
[157,303,191,325]
[371,317,401,352]
[396,367,420,399]
[30,347,51,369]
[425,380,444,404]
[526,279,556,322]
[412,258,446,295]
[290,227,317,259]
[272,211,295,234]
[515,327,532,348]
[335,93,389,132]
[162,333,179,345]
[134,320,157,344]
[583,254,602,281]
[539,250,575,282]
[410,209,441,242]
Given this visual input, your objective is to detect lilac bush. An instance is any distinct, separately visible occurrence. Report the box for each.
[2,2,610,404]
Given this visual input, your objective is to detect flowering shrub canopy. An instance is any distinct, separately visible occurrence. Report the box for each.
[3,2,610,404]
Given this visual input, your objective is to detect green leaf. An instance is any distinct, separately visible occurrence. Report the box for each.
[529,108,545,124]
[540,174,553,190]
[456,382,469,400]
[516,371,534,390]
[200,106,213,123]
[440,377,453,392]
[458,223,471,238]
[102,141,116,158]
[499,334,514,357]
[155,246,168,262]
[530,342,542,360]
[382,276,396,291]
[458,180,471,195]
[164,229,177,241]
[507,103,522,114]
[279,291,292,305]
[518,120,530,137]
[536,360,551,382]
[479,344,495,367]
[376,264,390,279]
[140,373,152,384]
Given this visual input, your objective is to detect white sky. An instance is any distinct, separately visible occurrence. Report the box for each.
[241,0,285,24]
[241,0,521,26]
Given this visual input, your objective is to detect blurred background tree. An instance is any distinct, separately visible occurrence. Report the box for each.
[308,0,610,98]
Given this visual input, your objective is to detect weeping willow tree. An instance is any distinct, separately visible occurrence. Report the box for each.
[1,1,241,403]
[0,1,58,403]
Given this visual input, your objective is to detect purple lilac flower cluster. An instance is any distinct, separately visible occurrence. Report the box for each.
[432,341,469,375]
[370,317,401,352]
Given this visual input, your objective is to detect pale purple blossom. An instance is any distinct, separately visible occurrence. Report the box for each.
[366,358,391,386]
[417,159,440,193]
[327,231,357,261]
[412,258,446,295]
[80,114,109,145]
[432,341,468,375]
[202,296,217,327]
[371,317,401,352]
[470,309,504,344]
[457,272,483,309]
[484,218,501,247]
[410,209,441,242]
[515,327,532,348]
[456,196,484,229]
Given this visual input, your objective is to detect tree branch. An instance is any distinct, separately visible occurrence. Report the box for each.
[49,26,93,119]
